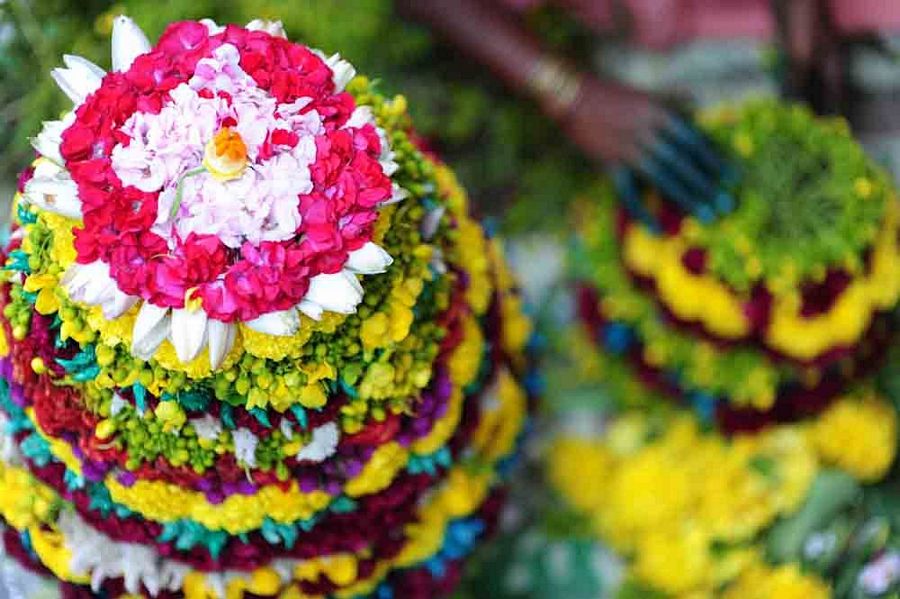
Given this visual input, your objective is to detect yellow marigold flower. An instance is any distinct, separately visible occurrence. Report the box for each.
[547,437,610,515]
[600,442,692,550]
[633,527,714,595]
[448,313,484,388]
[724,563,830,599]
[240,321,315,360]
[813,393,897,482]
[606,412,651,456]
[344,442,408,497]
[29,526,90,586]
[500,293,532,355]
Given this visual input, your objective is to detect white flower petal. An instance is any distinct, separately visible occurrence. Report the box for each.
[170,307,209,364]
[111,16,151,72]
[63,54,105,79]
[420,206,445,241]
[24,177,81,219]
[52,55,104,104]
[381,183,409,206]
[430,247,448,276]
[344,106,374,129]
[297,299,324,321]
[232,428,259,468]
[325,53,356,92]
[30,113,74,164]
[110,393,127,417]
[345,242,393,275]
[61,261,116,306]
[206,319,236,370]
[131,303,171,361]
[23,160,82,219]
[199,19,225,34]
[101,291,138,320]
[303,271,363,315]
[246,19,287,38]
[280,418,294,440]
[296,422,340,462]
[190,414,223,442]
[244,309,300,336]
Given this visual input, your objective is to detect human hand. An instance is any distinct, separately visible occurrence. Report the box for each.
[557,77,735,229]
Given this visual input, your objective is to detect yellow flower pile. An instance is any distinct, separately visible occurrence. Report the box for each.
[548,392,897,597]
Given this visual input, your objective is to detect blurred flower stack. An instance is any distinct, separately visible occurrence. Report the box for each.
[551,101,900,597]
[0,17,533,598]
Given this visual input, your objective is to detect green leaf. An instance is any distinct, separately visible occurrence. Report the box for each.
[766,470,861,563]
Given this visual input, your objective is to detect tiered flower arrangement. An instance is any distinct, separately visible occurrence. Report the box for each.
[550,101,900,597]
[0,17,533,599]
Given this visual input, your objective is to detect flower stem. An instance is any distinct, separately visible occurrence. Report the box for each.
[170,167,206,219]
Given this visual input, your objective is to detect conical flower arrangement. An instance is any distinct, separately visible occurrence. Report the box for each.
[550,101,900,596]
[0,17,533,598]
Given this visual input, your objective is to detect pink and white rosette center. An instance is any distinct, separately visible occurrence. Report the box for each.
[23,17,406,368]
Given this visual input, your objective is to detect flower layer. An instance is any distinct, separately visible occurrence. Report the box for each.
[24,18,404,368]
[572,187,895,415]
[611,102,900,363]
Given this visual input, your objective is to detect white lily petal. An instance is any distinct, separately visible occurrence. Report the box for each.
[345,242,393,274]
[63,54,106,79]
[30,113,73,164]
[52,55,104,104]
[101,291,138,320]
[303,271,364,315]
[246,19,287,38]
[24,176,82,219]
[325,53,356,92]
[170,308,209,364]
[131,303,171,361]
[206,319,236,370]
[420,206,445,241]
[111,16,151,72]
[297,300,324,321]
[245,309,300,336]
[77,269,118,305]
[61,261,112,305]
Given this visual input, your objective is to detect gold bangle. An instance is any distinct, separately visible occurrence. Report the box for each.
[526,56,584,119]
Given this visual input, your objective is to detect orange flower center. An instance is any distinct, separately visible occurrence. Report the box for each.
[203,127,249,181]
[212,127,247,162]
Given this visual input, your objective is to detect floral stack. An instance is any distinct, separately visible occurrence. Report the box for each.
[551,101,900,597]
[0,17,532,599]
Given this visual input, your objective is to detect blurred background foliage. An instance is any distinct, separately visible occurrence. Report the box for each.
[0,0,598,232]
